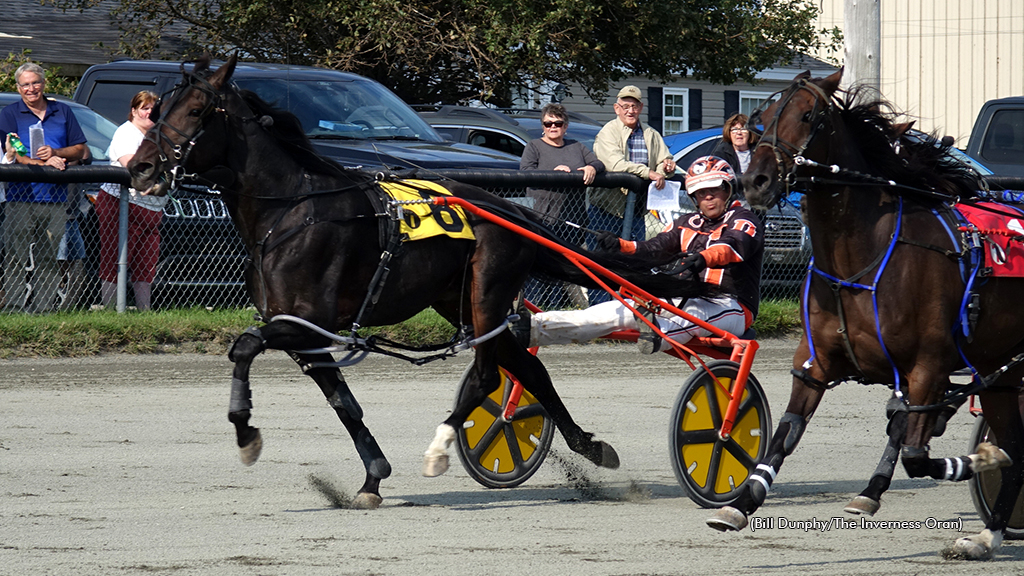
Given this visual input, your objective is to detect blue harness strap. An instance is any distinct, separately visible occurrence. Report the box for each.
[800,198,994,404]
[800,197,905,390]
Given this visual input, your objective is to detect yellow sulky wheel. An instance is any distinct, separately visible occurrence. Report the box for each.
[669,360,772,508]
[968,414,1024,539]
[454,363,554,489]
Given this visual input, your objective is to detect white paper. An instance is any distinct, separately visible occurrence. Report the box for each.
[28,121,44,159]
[646,180,682,212]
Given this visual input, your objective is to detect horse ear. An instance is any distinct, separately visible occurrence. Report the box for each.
[209,54,238,90]
[893,121,916,138]
[820,68,843,95]
[794,70,812,81]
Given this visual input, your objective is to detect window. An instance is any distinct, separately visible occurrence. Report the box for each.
[739,91,779,117]
[662,88,689,136]
[980,110,1024,165]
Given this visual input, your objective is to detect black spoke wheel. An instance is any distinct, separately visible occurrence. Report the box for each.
[669,360,772,508]
[454,363,554,489]
[968,414,1024,539]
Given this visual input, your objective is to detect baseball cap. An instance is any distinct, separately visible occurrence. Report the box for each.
[617,85,643,101]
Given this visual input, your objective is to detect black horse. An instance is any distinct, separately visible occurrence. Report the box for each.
[706,69,1024,559]
[126,55,706,509]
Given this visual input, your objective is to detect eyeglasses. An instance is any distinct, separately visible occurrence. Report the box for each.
[616,103,641,111]
[730,128,749,133]
[542,121,565,128]
[18,81,43,89]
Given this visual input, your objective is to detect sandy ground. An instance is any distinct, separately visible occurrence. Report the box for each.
[1,338,1021,575]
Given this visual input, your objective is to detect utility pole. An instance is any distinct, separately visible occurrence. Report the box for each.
[843,0,881,101]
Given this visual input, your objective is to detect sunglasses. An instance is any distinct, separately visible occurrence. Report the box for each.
[542,121,566,128]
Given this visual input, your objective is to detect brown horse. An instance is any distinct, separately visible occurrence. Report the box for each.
[125,55,708,509]
[706,69,1024,559]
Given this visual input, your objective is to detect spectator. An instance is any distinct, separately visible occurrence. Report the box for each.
[588,85,675,303]
[520,103,604,308]
[713,113,758,177]
[0,63,87,313]
[98,90,165,311]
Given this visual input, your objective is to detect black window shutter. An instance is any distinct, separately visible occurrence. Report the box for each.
[724,90,740,120]
[647,86,663,133]
[689,89,702,131]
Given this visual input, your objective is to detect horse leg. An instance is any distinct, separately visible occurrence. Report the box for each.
[226,320,334,466]
[948,388,1024,559]
[493,334,619,468]
[227,326,267,465]
[846,394,963,516]
[424,331,618,476]
[707,363,825,531]
[845,396,907,516]
[289,352,391,510]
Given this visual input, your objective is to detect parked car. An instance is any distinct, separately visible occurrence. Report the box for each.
[966,96,1024,178]
[72,60,523,308]
[0,92,119,309]
[414,105,603,157]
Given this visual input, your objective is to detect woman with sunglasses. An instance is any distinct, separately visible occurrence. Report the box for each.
[519,103,604,306]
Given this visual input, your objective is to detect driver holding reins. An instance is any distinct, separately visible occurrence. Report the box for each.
[520,156,764,353]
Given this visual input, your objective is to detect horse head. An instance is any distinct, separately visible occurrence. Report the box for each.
[129,54,240,197]
[742,69,843,210]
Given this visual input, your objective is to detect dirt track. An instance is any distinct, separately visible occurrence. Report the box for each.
[1,339,1019,575]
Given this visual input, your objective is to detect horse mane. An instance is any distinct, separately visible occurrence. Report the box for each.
[236,89,351,179]
[834,87,983,199]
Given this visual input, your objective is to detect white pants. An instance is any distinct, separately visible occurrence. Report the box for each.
[531,296,747,351]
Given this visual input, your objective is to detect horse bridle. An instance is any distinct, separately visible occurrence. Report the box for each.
[748,78,834,193]
[145,65,233,189]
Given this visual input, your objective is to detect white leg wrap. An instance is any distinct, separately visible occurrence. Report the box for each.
[422,423,456,477]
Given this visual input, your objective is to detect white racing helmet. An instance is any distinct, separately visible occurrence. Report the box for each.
[684,155,736,199]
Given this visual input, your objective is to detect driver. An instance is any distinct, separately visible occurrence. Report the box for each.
[519,156,764,353]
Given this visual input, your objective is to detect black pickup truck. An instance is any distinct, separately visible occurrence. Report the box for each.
[965,96,1024,178]
[73,60,520,308]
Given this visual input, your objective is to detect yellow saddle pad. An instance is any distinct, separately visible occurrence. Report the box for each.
[379,180,476,242]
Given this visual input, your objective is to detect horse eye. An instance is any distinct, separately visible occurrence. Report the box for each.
[188,108,202,117]
[801,112,813,123]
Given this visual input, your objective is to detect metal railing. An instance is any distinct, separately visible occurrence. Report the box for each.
[0,164,820,313]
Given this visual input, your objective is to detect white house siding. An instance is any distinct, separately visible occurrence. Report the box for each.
[812,0,1024,144]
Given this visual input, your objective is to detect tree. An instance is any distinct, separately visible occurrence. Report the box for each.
[54,0,839,106]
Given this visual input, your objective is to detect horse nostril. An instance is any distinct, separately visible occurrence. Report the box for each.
[752,174,770,192]
[131,162,154,177]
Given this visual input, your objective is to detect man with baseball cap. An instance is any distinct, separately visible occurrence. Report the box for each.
[586,84,675,303]
[519,156,763,354]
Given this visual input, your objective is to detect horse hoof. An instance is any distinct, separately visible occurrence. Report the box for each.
[949,529,1001,560]
[971,442,1012,472]
[351,492,383,510]
[843,495,880,516]
[598,441,620,469]
[422,454,449,477]
[239,430,263,466]
[707,506,748,532]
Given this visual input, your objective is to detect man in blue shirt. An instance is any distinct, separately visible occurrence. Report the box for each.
[0,63,87,312]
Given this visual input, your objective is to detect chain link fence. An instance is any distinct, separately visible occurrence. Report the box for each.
[0,166,811,315]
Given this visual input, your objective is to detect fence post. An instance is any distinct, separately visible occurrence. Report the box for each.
[116,185,129,313]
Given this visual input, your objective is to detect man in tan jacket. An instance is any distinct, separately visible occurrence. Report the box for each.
[587,85,676,303]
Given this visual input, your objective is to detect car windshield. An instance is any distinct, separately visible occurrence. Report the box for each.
[233,78,443,143]
[70,107,118,163]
